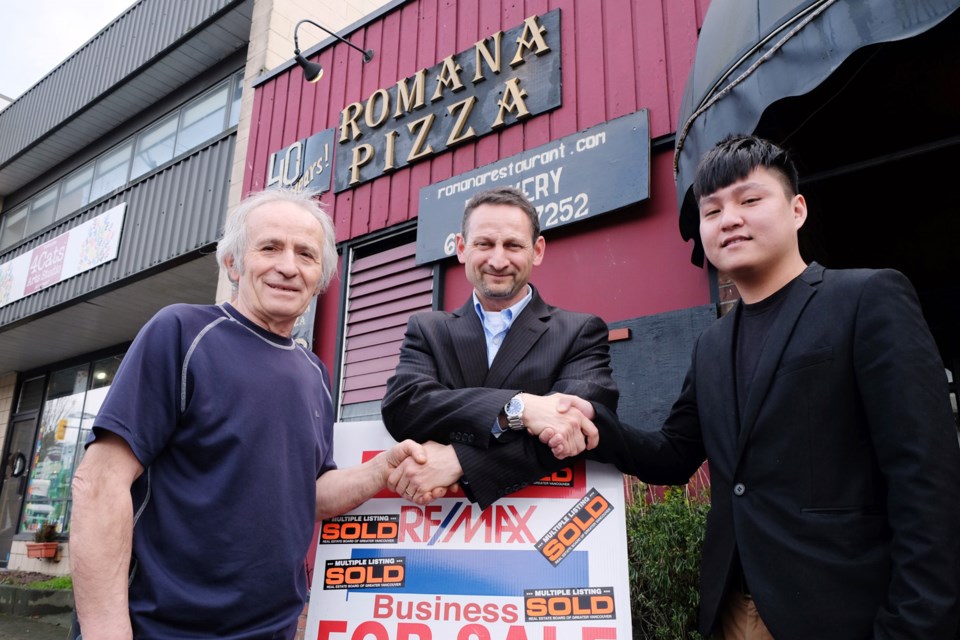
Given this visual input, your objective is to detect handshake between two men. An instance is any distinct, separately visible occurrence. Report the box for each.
[386,392,601,505]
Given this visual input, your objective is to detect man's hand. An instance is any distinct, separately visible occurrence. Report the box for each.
[378,439,428,476]
[555,394,596,420]
[387,441,462,504]
[317,440,436,520]
[520,393,599,459]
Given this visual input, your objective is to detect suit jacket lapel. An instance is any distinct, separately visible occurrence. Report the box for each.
[484,289,549,388]
[735,264,823,463]
[449,298,489,388]
[712,308,740,452]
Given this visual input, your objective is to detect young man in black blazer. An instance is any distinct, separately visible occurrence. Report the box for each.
[598,135,960,639]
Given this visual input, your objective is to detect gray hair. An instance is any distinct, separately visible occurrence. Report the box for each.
[216,189,339,293]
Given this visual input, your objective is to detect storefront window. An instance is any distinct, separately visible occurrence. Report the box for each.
[0,70,242,252]
[16,377,45,413]
[175,84,228,156]
[89,141,133,202]
[19,355,122,534]
[131,113,178,179]
[0,206,27,251]
[26,185,60,237]
[71,356,122,483]
[56,165,94,220]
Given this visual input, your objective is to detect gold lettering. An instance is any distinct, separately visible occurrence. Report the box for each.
[446,96,478,146]
[473,31,502,82]
[406,113,436,162]
[492,78,530,128]
[394,69,427,118]
[432,55,465,102]
[348,144,375,186]
[364,89,390,128]
[510,15,551,67]
[384,130,399,171]
[340,103,364,142]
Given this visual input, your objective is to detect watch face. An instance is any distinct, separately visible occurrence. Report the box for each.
[505,396,524,416]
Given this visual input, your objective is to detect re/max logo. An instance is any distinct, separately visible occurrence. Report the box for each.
[399,503,536,545]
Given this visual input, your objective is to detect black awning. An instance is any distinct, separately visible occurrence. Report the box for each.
[674,0,960,264]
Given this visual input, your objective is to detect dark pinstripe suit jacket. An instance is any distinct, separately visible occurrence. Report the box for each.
[381,286,619,508]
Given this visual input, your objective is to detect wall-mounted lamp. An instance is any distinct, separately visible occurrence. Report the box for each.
[293,19,374,83]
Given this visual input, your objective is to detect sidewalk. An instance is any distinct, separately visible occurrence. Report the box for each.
[0,612,71,639]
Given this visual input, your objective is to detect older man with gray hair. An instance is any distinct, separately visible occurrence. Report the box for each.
[70,189,429,639]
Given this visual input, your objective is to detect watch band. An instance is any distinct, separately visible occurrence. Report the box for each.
[504,394,525,430]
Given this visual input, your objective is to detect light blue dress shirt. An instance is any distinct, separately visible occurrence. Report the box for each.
[472,285,534,366]
[473,286,534,435]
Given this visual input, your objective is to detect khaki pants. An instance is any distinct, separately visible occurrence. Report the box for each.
[719,590,774,640]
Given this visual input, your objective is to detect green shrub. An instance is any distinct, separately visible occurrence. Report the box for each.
[26,574,72,590]
[626,483,709,640]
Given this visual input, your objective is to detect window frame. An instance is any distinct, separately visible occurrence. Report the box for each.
[0,70,243,254]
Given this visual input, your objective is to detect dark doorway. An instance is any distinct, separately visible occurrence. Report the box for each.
[756,9,960,380]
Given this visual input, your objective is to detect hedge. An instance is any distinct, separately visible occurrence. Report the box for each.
[626,481,710,640]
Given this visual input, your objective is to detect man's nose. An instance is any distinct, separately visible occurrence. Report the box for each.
[274,248,298,274]
[719,207,744,230]
[488,245,509,268]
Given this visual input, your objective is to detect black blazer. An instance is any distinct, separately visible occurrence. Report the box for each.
[381,286,619,508]
[602,264,960,639]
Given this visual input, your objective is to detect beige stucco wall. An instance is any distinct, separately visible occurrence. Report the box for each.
[217,0,392,303]
[0,372,16,458]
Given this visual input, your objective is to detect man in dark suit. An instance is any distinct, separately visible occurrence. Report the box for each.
[598,135,960,639]
[381,186,619,509]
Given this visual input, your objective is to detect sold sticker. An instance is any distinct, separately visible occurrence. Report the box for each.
[323,556,406,590]
[535,489,612,566]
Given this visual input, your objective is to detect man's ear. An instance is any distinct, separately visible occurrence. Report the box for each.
[455,233,467,264]
[532,235,546,266]
[224,255,240,284]
[792,193,808,230]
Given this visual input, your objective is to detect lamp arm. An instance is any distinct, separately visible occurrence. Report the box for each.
[293,19,374,62]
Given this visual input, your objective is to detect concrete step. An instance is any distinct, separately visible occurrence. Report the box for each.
[0,584,73,621]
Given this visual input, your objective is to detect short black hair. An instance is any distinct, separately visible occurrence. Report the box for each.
[693,135,799,201]
[462,186,540,242]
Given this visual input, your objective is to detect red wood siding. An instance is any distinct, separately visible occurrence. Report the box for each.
[340,241,433,406]
[245,0,708,241]
[251,0,712,351]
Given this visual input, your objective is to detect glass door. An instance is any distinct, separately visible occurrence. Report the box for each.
[0,418,39,566]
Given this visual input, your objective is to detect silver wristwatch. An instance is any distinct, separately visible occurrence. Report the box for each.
[503,394,525,430]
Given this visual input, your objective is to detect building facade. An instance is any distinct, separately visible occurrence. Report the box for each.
[0,0,389,574]
[244,0,715,437]
[245,0,960,448]
[2,0,957,589]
